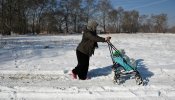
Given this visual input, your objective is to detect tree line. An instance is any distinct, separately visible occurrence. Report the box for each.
[0,0,172,35]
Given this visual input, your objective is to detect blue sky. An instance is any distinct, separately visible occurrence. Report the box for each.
[110,0,175,27]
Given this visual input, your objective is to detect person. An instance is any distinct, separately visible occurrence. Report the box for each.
[72,20,111,80]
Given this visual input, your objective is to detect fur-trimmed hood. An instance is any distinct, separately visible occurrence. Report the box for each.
[87,20,98,31]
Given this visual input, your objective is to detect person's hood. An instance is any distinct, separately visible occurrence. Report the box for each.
[87,20,98,31]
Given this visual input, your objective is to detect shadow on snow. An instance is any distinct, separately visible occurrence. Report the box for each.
[88,65,113,78]
[88,59,154,85]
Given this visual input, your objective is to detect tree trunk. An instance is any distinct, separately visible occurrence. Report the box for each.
[103,13,106,33]
[1,0,4,35]
[32,13,35,34]
[65,15,68,33]
[74,15,77,32]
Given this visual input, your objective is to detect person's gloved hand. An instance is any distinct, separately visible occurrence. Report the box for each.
[105,36,111,41]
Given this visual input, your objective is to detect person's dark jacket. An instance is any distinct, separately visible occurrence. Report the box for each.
[77,30,106,56]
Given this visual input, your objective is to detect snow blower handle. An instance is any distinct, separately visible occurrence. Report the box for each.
[106,37,111,44]
[105,37,111,42]
[106,40,119,54]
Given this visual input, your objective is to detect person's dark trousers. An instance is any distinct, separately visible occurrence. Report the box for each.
[72,50,90,80]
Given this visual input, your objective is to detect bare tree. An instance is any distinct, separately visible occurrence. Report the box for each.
[139,15,147,32]
[54,9,64,33]
[59,0,72,33]
[0,0,4,34]
[97,0,112,33]
[0,0,170,35]
[69,0,82,32]
[168,26,175,33]
[130,10,139,33]
[151,13,167,33]
[27,0,50,34]
[108,9,118,33]
[1,0,14,35]
[121,10,139,33]
[107,7,124,33]
[116,7,124,33]
[83,0,97,23]
[138,15,153,33]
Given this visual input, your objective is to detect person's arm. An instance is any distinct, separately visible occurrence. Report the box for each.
[85,32,106,42]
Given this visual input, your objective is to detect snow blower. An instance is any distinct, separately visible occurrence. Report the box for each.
[107,41,143,85]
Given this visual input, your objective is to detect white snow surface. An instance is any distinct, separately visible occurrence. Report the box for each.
[0,33,175,100]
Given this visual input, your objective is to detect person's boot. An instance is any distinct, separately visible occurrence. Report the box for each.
[71,70,77,79]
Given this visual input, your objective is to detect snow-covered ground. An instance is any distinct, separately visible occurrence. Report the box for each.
[0,33,175,100]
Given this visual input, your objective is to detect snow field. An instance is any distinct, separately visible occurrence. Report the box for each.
[0,33,175,99]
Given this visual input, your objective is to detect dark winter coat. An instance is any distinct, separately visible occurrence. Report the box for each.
[77,29,106,56]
